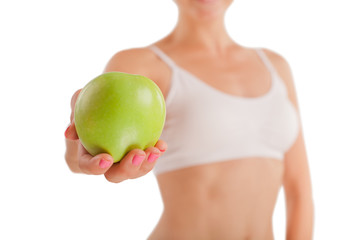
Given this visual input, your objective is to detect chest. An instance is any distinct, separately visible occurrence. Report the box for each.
[164,69,300,157]
[173,53,272,98]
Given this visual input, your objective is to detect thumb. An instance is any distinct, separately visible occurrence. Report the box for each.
[64,121,79,140]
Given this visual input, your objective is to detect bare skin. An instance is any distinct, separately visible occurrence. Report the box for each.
[65,0,314,239]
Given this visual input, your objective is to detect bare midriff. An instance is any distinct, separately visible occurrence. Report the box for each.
[148,158,284,240]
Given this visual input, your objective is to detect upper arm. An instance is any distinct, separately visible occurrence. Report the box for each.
[103,48,170,97]
[104,48,148,74]
[265,49,313,198]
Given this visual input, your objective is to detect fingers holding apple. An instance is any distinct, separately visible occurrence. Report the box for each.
[77,143,114,175]
[70,129,168,177]
[74,72,166,163]
[106,143,166,183]
[104,148,148,183]
[68,72,167,181]
[135,147,161,177]
[76,140,166,182]
[75,139,167,181]
[154,139,168,154]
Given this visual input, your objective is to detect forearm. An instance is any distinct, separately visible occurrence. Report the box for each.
[286,195,314,240]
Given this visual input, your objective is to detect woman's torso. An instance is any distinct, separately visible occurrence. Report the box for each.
[122,42,294,239]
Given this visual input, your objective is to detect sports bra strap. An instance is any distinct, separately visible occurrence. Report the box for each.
[255,48,279,77]
[149,45,177,70]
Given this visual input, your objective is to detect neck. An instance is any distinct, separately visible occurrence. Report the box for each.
[168,12,234,53]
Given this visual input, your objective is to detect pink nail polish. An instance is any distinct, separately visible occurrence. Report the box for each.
[148,153,160,163]
[99,159,111,169]
[132,155,145,166]
[64,125,71,138]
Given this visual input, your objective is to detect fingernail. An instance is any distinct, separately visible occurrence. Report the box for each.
[99,159,112,169]
[132,155,145,166]
[64,125,71,138]
[148,153,160,163]
[159,148,166,153]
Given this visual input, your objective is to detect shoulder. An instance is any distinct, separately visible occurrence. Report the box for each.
[104,47,157,75]
[241,46,293,85]
[261,48,293,82]
[103,46,171,97]
[261,48,299,108]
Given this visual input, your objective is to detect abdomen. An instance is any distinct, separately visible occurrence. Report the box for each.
[152,157,284,239]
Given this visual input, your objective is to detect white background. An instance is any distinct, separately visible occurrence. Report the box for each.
[1,0,359,239]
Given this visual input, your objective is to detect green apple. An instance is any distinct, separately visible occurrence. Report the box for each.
[74,72,166,163]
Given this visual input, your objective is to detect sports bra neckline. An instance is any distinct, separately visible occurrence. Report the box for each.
[149,45,279,103]
[148,45,300,175]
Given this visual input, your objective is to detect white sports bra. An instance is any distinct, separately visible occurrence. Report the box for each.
[149,45,300,175]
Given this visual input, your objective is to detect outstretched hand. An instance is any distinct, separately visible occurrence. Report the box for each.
[64,89,167,183]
